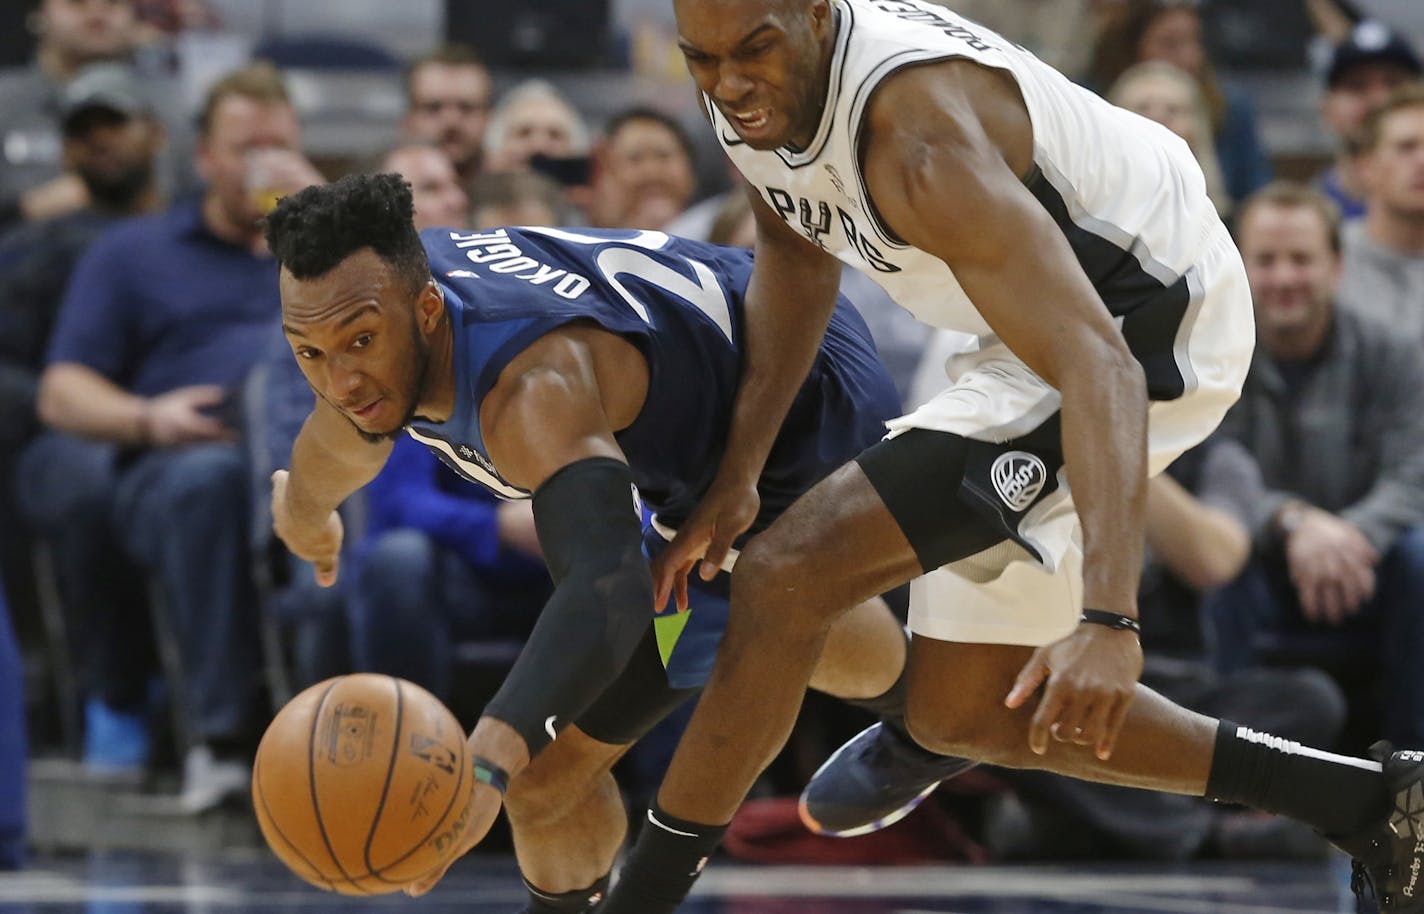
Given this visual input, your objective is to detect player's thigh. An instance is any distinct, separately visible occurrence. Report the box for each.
[903,636,1035,757]
[736,454,949,621]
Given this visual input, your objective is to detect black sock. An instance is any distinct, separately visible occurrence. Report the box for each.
[1204,720,1389,839]
[595,803,727,914]
[523,873,609,914]
[841,645,913,741]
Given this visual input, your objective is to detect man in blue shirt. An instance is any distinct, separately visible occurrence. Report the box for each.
[26,61,322,812]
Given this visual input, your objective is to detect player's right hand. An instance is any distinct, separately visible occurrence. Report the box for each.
[652,475,760,612]
[270,469,344,586]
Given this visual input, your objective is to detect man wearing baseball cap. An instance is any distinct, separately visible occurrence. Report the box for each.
[1318,20,1422,219]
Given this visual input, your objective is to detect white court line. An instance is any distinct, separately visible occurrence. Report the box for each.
[695,865,1261,897]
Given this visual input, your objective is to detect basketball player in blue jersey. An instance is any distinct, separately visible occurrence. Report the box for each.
[262,173,945,912]
[586,1,1424,912]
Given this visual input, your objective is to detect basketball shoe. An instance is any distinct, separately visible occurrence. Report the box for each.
[798,722,977,837]
[1335,743,1424,912]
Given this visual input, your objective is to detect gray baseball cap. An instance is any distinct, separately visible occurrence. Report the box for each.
[59,64,152,133]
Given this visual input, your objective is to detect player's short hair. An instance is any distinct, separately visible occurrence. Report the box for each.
[197,61,292,137]
[1237,181,1343,254]
[604,107,696,166]
[403,43,488,105]
[264,173,431,296]
[1359,82,1424,152]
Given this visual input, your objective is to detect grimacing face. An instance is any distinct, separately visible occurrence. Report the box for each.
[280,250,436,442]
[675,0,836,151]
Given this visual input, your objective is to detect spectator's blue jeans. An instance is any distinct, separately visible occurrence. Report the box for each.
[111,443,260,745]
[14,433,151,709]
[1205,526,1424,745]
[0,579,25,869]
[348,529,548,701]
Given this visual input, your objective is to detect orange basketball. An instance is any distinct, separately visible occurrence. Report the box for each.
[252,674,473,895]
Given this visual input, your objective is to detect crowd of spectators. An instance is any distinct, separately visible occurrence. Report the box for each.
[2,0,1423,872]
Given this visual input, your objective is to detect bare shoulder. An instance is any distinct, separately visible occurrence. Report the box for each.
[863,57,1033,179]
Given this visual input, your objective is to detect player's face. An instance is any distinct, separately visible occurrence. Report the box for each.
[280,251,435,443]
[1238,203,1340,350]
[1363,106,1424,218]
[384,146,470,231]
[404,63,493,174]
[1323,63,1416,143]
[676,0,836,151]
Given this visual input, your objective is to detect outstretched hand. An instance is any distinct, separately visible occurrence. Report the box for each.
[403,782,505,897]
[270,469,344,586]
[651,476,761,611]
[1004,624,1143,761]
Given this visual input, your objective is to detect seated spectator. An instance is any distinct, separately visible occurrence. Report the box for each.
[1,63,169,776]
[1338,85,1424,343]
[1209,181,1424,748]
[1315,21,1422,221]
[376,142,469,230]
[482,80,591,176]
[590,107,697,231]
[401,45,494,188]
[0,0,185,230]
[0,577,23,870]
[468,169,568,229]
[990,437,1345,862]
[1087,0,1272,205]
[1109,61,1232,219]
[25,62,323,811]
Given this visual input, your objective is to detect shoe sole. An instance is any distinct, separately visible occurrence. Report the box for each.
[797,724,944,838]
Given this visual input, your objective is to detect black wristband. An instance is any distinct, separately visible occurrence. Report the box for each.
[1080,609,1141,635]
[472,755,510,794]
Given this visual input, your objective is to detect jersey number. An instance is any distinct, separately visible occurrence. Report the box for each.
[521,227,735,342]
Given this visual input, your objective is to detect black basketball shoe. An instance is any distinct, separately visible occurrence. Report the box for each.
[798,721,978,837]
[1335,743,1424,913]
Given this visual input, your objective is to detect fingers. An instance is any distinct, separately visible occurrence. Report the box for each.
[404,856,455,898]
[315,555,338,588]
[1026,680,1066,756]
[700,525,736,582]
[1005,650,1049,710]
[673,562,692,613]
[1097,690,1135,760]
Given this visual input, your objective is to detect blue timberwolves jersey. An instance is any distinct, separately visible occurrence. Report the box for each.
[407,225,898,536]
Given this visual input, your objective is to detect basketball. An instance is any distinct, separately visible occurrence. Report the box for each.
[251,674,473,895]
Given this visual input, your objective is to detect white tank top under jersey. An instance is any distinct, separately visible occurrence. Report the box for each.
[706,0,1222,338]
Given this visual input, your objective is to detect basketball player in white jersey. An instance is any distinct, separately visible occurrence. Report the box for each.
[591,2,1424,911]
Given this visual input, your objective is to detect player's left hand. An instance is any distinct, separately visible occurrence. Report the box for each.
[1004,623,1143,761]
[652,474,760,612]
[403,781,504,897]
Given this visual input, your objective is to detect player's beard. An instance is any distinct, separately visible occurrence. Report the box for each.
[348,317,431,445]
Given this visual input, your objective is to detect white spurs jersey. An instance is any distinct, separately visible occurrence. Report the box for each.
[709,0,1235,402]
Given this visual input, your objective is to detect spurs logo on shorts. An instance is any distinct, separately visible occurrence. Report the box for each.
[991,451,1047,512]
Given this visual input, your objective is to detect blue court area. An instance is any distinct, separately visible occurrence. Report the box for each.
[0,853,1359,914]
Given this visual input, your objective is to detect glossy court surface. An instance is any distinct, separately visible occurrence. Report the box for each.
[0,852,1361,914]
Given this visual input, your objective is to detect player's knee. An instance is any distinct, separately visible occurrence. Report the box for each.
[904,701,1013,763]
[732,536,827,627]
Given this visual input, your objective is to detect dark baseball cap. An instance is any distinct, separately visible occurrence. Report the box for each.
[59,64,151,134]
[1325,20,1423,88]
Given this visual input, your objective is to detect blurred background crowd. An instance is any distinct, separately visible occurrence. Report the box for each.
[2,0,1424,871]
